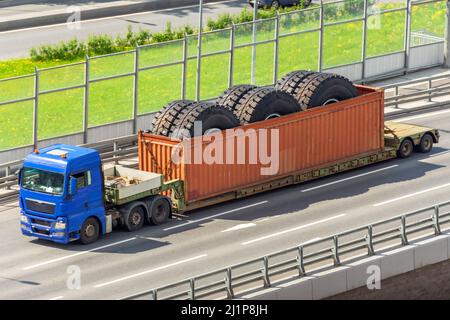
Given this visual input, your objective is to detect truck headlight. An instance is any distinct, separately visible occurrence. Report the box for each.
[54,221,66,229]
[20,215,28,223]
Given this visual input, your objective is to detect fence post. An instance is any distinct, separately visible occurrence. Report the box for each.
[318,0,324,72]
[361,0,369,81]
[433,205,441,235]
[296,246,306,276]
[189,278,195,300]
[228,24,235,88]
[225,268,234,299]
[152,289,158,300]
[400,215,408,245]
[332,236,341,266]
[195,0,203,102]
[404,0,412,72]
[262,256,271,287]
[33,67,39,149]
[251,1,258,85]
[133,47,139,134]
[273,12,280,85]
[83,56,90,144]
[366,225,374,256]
[182,33,188,100]
[445,0,450,68]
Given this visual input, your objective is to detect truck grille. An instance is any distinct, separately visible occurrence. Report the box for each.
[31,218,52,227]
[26,199,55,214]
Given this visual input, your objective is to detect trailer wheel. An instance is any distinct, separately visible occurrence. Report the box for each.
[79,217,99,245]
[151,100,194,136]
[275,70,316,110]
[216,85,257,113]
[294,73,358,110]
[150,196,171,225]
[397,139,414,159]
[172,102,240,139]
[124,206,145,232]
[417,133,433,153]
[234,87,301,124]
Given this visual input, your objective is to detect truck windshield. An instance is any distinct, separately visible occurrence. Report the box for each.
[21,167,64,196]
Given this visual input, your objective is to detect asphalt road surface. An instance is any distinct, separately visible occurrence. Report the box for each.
[0,0,248,60]
[1,106,450,299]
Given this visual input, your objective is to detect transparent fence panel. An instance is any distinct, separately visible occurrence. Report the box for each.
[200,53,229,100]
[185,57,198,100]
[235,18,276,46]
[366,10,406,57]
[368,0,407,12]
[187,34,199,58]
[39,63,85,92]
[139,40,184,67]
[38,88,84,139]
[233,46,252,85]
[138,65,183,114]
[202,29,231,55]
[279,8,320,35]
[89,77,134,126]
[411,1,446,47]
[324,0,365,24]
[0,76,35,103]
[254,42,275,85]
[90,51,135,79]
[278,31,320,76]
[323,20,364,68]
[0,101,33,150]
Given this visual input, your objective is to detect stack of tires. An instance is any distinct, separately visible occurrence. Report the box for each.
[150,71,358,139]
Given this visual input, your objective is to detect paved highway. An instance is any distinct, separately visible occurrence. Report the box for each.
[0,0,248,60]
[1,106,450,299]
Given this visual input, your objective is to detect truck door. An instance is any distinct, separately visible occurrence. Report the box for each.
[68,171,93,229]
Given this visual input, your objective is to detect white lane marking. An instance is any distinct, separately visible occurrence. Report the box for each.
[94,254,208,288]
[49,296,63,300]
[163,201,268,231]
[221,223,256,233]
[0,0,241,34]
[392,109,450,122]
[426,150,450,159]
[23,237,136,270]
[301,165,398,192]
[241,214,346,245]
[373,182,450,207]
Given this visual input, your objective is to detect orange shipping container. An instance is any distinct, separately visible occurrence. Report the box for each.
[139,85,384,206]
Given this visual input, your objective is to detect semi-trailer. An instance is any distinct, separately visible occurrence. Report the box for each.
[19,83,439,245]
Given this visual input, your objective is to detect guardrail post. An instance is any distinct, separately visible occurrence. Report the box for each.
[225,268,234,299]
[296,246,306,276]
[366,225,375,256]
[331,236,341,266]
[189,278,195,300]
[318,0,324,72]
[5,166,10,190]
[428,78,432,102]
[228,24,235,88]
[152,289,158,300]
[433,205,441,235]
[83,56,90,144]
[262,256,271,288]
[273,12,280,85]
[400,216,408,245]
[394,86,399,109]
[182,33,188,100]
[33,67,39,149]
[132,47,139,134]
[404,0,412,72]
[113,141,119,164]
[445,0,450,68]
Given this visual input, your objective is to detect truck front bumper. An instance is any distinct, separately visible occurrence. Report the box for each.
[20,212,72,244]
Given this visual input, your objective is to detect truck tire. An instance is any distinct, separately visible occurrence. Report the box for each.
[151,100,194,136]
[275,70,316,110]
[79,217,99,245]
[124,206,145,232]
[216,85,257,113]
[397,139,414,159]
[149,196,171,225]
[172,102,240,139]
[417,133,433,153]
[234,87,301,124]
[294,73,358,110]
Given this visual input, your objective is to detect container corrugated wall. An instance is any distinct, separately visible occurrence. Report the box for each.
[139,86,384,204]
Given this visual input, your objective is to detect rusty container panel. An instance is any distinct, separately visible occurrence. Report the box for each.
[139,85,385,204]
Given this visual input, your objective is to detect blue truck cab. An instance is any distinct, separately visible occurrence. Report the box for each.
[19,144,106,244]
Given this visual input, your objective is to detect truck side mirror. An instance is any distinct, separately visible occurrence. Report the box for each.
[69,176,78,196]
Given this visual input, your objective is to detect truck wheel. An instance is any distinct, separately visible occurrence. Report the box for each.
[234,87,301,124]
[275,70,315,110]
[151,100,194,136]
[124,206,145,232]
[172,102,240,139]
[150,196,171,225]
[397,139,414,159]
[294,73,358,110]
[79,217,99,245]
[417,133,433,153]
[216,85,257,113]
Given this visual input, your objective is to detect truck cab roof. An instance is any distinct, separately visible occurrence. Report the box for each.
[24,144,101,173]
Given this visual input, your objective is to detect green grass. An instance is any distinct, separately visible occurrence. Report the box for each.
[0,1,446,151]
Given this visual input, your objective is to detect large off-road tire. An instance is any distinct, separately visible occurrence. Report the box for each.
[79,217,100,245]
[151,100,194,136]
[275,70,316,110]
[293,73,358,110]
[216,85,257,113]
[234,87,301,124]
[149,196,171,225]
[172,102,240,139]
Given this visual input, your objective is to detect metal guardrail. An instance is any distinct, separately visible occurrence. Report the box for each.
[122,200,450,300]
